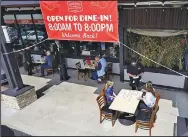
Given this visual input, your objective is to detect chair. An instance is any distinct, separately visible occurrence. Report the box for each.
[96,95,117,127]
[135,105,159,136]
[100,88,106,96]
[105,63,113,81]
[31,57,39,74]
[46,56,57,76]
[75,62,88,81]
[154,92,161,108]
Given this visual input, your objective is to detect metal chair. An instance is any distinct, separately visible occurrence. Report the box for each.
[75,62,89,81]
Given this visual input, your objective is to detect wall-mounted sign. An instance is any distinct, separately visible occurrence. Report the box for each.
[40,1,119,42]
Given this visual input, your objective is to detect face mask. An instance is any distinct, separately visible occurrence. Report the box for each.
[131,62,137,66]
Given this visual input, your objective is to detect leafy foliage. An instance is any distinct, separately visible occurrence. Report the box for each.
[127,33,186,70]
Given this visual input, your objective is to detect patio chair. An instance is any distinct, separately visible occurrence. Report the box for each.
[154,92,161,108]
[75,62,88,81]
[31,57,39,74]
[100,88,106,96]
[46,55,57,77]
[96,95,117,127]
[135,105,159,136]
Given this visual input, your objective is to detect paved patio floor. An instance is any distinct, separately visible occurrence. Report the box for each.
[1,69,188,136]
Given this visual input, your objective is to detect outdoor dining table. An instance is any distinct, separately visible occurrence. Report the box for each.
[109,89,143,125]
[83,60,112,79]
[84,60,96,70]
[84,60,112,70]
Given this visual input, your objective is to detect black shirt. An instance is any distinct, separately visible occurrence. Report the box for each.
[127,63,144,76]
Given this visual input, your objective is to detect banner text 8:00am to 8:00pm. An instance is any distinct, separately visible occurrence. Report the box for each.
[48,23,114,32]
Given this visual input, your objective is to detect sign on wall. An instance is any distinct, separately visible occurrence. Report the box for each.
[40,1,119,42]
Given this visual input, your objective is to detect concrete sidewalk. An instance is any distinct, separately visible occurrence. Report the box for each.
[1,69,188,136]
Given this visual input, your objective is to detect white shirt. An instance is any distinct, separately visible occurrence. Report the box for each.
[143,92,156,108]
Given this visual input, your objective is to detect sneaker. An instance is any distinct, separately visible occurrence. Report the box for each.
[90,77,95,80]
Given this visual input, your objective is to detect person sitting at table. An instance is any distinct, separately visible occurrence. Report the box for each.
[40,51,53,76]
[104,81,116,105]
[91,55,107,83]
[137,81,156,110]
[96,55,107,83]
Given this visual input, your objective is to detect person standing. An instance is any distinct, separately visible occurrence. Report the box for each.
[127,58,144,90]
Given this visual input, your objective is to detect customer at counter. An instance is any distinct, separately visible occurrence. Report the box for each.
[91,55,107,83]
[40,51,53,76]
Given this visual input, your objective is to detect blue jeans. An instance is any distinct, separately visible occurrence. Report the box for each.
[41,64,51,76]
[139,101,151,110]
[91,71,98,80]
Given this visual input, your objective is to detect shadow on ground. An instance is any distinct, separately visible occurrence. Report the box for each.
[1,125,31,136]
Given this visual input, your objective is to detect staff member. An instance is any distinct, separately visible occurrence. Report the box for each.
[127,58,144,90]
[40,51,53,76]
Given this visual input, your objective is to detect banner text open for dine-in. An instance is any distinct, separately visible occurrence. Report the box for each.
[47,15,114,32]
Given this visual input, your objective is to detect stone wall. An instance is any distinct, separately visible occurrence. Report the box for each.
[2,87,37,110]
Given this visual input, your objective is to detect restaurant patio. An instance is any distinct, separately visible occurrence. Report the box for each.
[1,69,188,136]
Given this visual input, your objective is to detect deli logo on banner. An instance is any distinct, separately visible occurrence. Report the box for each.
[40,1,119,42]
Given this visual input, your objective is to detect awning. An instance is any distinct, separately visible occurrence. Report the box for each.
[1,1,39,7]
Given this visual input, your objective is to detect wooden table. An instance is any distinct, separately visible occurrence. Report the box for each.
[34,60,45,64]
[84,60,95,70]
[84,60,112,70]
[109,89,143,114]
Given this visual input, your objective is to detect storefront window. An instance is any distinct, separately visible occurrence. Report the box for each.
[33,14,47,41]
[80,42,100,56]
[3,14,23,50]
[59,40,76,55]
[101,42,119,58]
[16,14,37,46]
